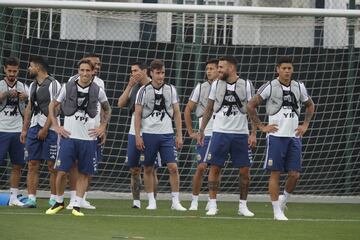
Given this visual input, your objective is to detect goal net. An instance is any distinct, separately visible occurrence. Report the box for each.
[0,0,359,200]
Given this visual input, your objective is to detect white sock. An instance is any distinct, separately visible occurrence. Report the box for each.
[83,192,88,201]
[283,190,290,201]
[56,195,64,203]
[171,192,180,203]
[239,199,247,208]
[70,190,76,201]
[272,200,281,213]
[10,188,18,200]
[74,196,83,208]
[50,194,56,200]
[147,192,155,203]
[209,199,217,209]
[192,194,199,202]
[28,194,36,201]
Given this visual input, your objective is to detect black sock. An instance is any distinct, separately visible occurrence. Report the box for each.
[73,206,81,212]
[52,201,64,209]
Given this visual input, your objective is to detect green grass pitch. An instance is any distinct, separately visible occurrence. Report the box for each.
[1,199,359,240]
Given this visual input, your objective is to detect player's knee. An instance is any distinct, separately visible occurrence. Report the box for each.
[130,167,141,176]
[288,171,300,180]
[27,160,39,171]
[167,164,178,175]
[12,164,22,172]
[143,166,154,175]
[209,165,221,176]
[197,163,207,174]
[57,170,67,178]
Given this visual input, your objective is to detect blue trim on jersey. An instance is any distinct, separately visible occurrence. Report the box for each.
[142,133,177,166]
[0,132,25,165]
[25,124,58,161]
[56,138,98,175]
[208,132,251,168]
[264,135,302,172]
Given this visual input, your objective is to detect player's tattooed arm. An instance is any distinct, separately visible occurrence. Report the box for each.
[100,101,112,125]
[247,94,264,130]
[304,97,315,124]
[199,99,214,133]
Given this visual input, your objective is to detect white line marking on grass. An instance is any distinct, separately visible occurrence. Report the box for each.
[0,212,359,223]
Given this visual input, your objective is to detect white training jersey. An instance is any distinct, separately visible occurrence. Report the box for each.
[258,80,309,137]
[29,80,61,129]
[56,82,108,140]
[128,78,151,136]
[136,84,178,134]
[0,80,27,132]
[209,80,253,134]
[68,74,105,127]
[189,83,213,136]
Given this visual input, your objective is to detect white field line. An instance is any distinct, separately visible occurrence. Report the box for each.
[0,211,359,222]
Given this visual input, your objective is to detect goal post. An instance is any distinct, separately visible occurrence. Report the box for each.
[0,0,359,203]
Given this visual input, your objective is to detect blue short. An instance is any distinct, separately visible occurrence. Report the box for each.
[0,132,25,165]
[56,138,98,175]
[126,134,162,168]
[208,132,252,168]
[195,136,211,164]
[96,137,103,163]
[25,124,58,161]
[264,135,302,172]
[142,133,177,166]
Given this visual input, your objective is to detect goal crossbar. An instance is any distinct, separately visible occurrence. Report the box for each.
[1,0,360,17]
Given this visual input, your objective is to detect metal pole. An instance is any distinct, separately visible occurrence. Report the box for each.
[344,0,356,194]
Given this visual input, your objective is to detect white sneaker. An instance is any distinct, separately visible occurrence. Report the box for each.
[205,201,210,211]
[189,201,198,211]
[238,206,255,217]
[274,211,288,221]
[146,202,157,210]
[81,200,96,210]
[66,200,75,210]
[206,207,218,216]
[171,202,187,211]
[132,200,141,209]
[8,198,24,207]
[278,195,288,212]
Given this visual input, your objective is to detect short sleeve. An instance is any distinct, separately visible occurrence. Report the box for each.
[189,83,201,103]
[299,82,309,103]
[257,82,271,101]
[171,85,178,104]
[208,80,218,100]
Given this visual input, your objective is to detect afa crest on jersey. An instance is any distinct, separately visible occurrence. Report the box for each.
[268,159,273,166]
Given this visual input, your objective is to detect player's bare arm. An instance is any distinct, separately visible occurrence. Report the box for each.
[20,100,32,144]
[248,118,257,149]
[295,97,315,137]
[184,100,197,140]
[49,100,70,138]
[134,104,144,150]
[89,101,112,143]
[38,111,52,141]
[247,94,278,133]
[197,99,214,146]
[117,73,142,108]
[173,102,183,150]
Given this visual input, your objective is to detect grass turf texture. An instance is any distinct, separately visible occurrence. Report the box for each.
[0,199,359,240]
